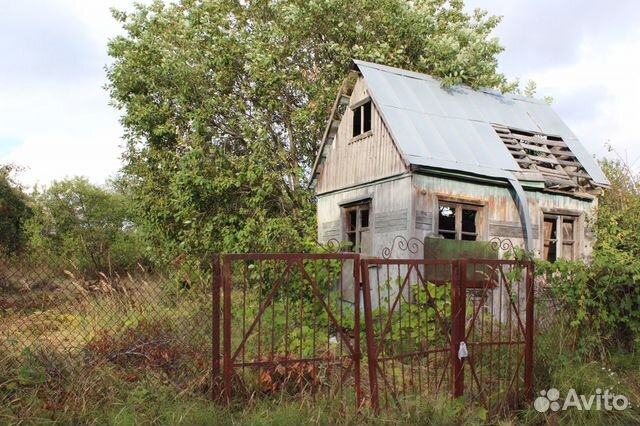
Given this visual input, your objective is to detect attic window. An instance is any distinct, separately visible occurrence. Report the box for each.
[492,124,595,192]
[352,101,372,137]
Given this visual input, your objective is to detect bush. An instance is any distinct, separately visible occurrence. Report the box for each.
[537,159,640,359]
[24,177,147,277]
[0,164,31,254]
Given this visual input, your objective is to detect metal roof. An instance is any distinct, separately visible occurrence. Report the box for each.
[352,60,609,186]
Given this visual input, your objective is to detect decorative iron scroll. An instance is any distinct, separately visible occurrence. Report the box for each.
[322,236,518,259]
[316,238,343,253]
[488,237,517,258]
[381,236,425,259]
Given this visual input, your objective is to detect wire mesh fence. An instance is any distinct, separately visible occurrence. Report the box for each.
[2,249,546,413]
[0,252,213,395]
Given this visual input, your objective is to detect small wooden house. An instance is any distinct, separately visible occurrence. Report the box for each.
[311,60,609,262]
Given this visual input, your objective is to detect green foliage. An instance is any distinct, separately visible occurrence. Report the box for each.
[24,177,145,276]
[0,164,31,254]
[106,0,514,261]
[373,279,452,354]
[537,159,640,359]
[594,158,640,260]
[236,259,356,359]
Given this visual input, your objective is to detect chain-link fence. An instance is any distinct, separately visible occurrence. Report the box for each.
[0,252,214,395]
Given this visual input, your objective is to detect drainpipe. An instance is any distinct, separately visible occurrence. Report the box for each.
[506,176,534,253]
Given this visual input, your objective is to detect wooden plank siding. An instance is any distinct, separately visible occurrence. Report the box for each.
[315,77,407,195]
[412,174,598,260]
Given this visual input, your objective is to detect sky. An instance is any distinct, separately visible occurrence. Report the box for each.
[1,1,639,188]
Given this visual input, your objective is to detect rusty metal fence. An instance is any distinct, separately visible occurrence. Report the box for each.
[213,253,535,413]
[213,253,364,408]
[2,251,534,413]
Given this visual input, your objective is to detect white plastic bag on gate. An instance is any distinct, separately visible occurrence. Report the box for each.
[458,341,468,361]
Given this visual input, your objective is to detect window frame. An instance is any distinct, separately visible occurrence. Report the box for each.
[342,201,371,253]
[436,200,484,241]
[542,211,580,262]
[351,98,373,140]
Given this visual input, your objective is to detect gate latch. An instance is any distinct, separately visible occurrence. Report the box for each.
[458,341,468,361]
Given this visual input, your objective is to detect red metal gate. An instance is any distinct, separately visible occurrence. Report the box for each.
[213,254,534,413]
[458,259,534,412]
[214,253,364,407]
[360,258,456,410]
[360,258,534,413]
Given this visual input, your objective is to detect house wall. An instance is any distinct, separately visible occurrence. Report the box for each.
[317,176,414,307]
[411,173,598,260]
[317,175,413,257]
[315,77,406,195]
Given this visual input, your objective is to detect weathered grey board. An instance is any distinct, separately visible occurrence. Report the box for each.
[321,220,341,240]
[415,210,433,231]
[374,209,408,232]
[489,221,540,238]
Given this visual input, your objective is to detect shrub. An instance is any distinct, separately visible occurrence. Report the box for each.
[24,177,147,277]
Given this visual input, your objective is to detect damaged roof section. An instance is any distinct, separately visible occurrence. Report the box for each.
[493,124,602,193]
[311,60,610,193]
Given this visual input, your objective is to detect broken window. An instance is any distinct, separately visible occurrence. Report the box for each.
[352,101,372,137]
[343,202,371,253]
[492,124,596,193]
[543,214,577,262]
[437,201,481,241]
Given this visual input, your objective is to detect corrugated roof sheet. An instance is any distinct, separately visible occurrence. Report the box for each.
[353,60,609,186]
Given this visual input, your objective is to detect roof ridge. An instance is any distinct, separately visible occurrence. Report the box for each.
[352,59,546,105]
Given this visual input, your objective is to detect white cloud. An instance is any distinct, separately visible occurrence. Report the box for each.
[0,0,137,188]
[519,29,640,169]
[1,0,639,188]
[466,0,640,170]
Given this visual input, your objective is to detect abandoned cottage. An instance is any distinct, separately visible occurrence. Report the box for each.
[311,60,609,262]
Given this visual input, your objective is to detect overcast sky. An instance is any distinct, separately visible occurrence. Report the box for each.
[1,1,639,187]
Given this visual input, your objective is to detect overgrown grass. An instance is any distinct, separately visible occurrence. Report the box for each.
[517,317,640,425]
[0,346,490,426]
[3,259,640,425]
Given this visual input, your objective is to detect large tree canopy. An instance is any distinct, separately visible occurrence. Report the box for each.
[107,0,512,259]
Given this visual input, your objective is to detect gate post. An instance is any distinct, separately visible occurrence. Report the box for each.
[451,260,466,398]
[212,255,222,402]
[524,261,535,400]
[360,258,380,413]
[352,254,363,409]
[222,257,233,405]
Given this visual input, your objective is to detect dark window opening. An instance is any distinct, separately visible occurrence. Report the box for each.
[543,214,577,262]
[352,107,361,137]
[437,202,480,241]
[438,205,456,240]
[363,101,372,133]
[360,209,369,228]
[543,217,557,262]
[342,202,371,253]
[352,101,372,137]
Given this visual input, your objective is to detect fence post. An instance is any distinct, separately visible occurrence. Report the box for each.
[211,255,222,402]
[222,257,233,405]
[524,261,535,400]
[360,258,380,413]
[451,260,466,398]
[352,254,364,409]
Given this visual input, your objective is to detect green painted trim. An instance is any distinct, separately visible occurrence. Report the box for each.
[315,172,412,198]
[411,166,511,187]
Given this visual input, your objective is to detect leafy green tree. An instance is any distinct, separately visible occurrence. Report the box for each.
[25,177,143,276]
[0,164,31,253]
[106,0,514,260]
[539,159,640,358]
[594,158,640,260]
